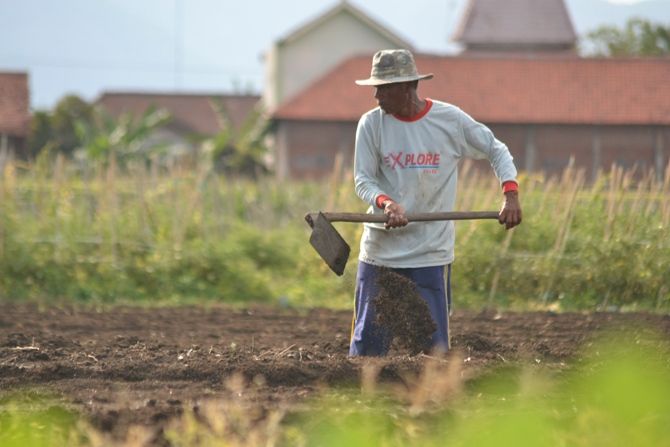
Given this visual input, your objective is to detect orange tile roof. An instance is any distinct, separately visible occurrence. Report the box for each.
[0,72,30,137]
[274,55,670,125]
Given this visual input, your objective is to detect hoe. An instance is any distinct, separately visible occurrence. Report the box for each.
[305,211,499,275]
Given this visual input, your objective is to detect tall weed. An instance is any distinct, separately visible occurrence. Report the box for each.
[0,158,668,309]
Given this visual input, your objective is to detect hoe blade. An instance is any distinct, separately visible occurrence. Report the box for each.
[307,212,350,276]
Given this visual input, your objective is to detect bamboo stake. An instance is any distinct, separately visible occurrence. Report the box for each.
[657,285,669,310]
[662,160,670,227]
[173,163,208,250]
[604,164,621,242]
[535,174,554,218]
[0,162,4,260]
[106,155,119,265]
[54,153,65,186]
[540,168,585,303]
[487,173,539,305]
[170,161,180,252]
[624,171,649,236]
[212,170,225,240]
[644,170,660,218]
[326,151,344,212]
[487,228,515,306]
[52,154,66,263]
[134,163,154,246]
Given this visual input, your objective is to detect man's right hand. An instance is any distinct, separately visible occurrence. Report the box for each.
[382,200,408,229]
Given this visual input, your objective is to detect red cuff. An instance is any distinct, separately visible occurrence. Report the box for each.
[502,181,518,193]
[375,194,392,209]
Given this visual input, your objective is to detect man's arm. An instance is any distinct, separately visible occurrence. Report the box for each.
[459,110,522,230]
[353,114,386,206]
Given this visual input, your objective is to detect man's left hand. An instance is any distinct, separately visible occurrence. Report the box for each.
[499,191,522,230]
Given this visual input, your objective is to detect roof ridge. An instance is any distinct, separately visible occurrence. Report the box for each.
[0,71,29,78]
[98,91,259,97]
[276,1,412,49]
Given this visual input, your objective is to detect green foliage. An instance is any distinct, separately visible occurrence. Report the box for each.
[27,95,95,157]
[75,106,171,163]
[0,395,83,447]
[201,99,271,178]
[26,111,55,158]
[451,168,670,310]
[0,161,350,307]
[288,333,670,447]
[583,17,670,57]
[25,95,172,165]
[0,159,668,310]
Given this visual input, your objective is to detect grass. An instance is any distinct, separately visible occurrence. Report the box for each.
[0,156,669,310]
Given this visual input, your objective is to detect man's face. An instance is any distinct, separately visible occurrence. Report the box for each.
[374,82,410,114]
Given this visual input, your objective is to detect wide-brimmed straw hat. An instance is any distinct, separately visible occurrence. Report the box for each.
[355,49,433,86]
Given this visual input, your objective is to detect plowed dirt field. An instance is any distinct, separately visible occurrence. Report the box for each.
[0,304,668,445]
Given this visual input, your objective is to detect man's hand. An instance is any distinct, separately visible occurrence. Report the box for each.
[499,191,522,230]
[382,200,408,229]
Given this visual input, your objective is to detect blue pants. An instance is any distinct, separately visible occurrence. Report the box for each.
[349,261,452,357]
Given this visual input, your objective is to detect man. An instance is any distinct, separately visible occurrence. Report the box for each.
[349,49,522,356]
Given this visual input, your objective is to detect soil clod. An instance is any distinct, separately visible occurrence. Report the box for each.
[373,268,436,355]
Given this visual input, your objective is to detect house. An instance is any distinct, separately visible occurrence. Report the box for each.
[263,1,412,111]
[453,0,577,56]
[272,54,670,180]
[96,92,260,155]
[268,0,668,180]
[0,72,30,159]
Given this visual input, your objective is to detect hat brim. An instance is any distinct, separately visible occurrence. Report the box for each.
[355,73,433,86]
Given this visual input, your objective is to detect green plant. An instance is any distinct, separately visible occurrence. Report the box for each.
[200,100,271,178]
[0,158,668,310]
[74,106,171,164]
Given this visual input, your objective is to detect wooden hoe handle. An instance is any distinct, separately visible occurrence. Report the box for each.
[307,211,500,224]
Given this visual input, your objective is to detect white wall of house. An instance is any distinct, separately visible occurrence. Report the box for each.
[264,7,410,111]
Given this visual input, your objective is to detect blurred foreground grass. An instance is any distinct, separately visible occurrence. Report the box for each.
[0,157,669,309]
[282,332,670,447]
[1,332,668,446]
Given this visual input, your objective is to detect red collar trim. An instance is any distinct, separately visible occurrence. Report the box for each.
[393,98,433,122]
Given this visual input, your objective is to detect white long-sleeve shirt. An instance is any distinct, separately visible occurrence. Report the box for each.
[354,99,517,268]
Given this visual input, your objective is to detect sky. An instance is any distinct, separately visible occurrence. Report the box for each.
[1,0,669,110]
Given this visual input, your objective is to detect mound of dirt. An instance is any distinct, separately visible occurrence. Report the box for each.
[373,268,436,355]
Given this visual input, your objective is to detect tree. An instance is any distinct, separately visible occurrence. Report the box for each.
[74,105,172,164]
[584,18,670,57]
[26,110,54,158]
[200,100,271,178]
[26,95,95,157]
[27,95,172,164]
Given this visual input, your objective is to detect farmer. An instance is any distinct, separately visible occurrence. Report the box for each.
[350,49,522,356]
